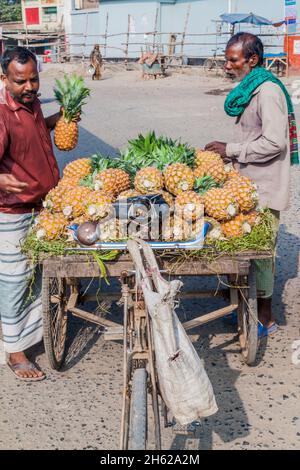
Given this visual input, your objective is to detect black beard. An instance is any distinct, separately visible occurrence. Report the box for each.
[9,90,37,102]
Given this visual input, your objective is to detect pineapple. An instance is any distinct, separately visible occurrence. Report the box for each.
[243,210,261,227]
[192,217,205,239]
[225,163,240,180]
[90,190,114,203]
[117,189,141,200]
[113,169,131,194]
[72,214,90,225]
[221,213,253,239]
[85,192,112,221]
[36,211,67,240]
[194,150,222,167]
[53,75,90,151]
[58,176,81,189]
[194,159,228,183]
[159,190,174,209]
[98,218,120,241]
[62,158,91,182]
[134,167,163,194]
[205,217,224,242]
[94,168,130,196]
[43,185,65,212]
[61,186,93,219]
[175,191,204,221]
[164,163,194,196]
[162,215,193,241]
[224,176,258,213]
[204,187,239,221]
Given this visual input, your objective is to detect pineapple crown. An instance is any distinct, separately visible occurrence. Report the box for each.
[194,175,221,195]
[79,154,120,188]
[119,131,195,175]
[53,74,90,122]
[81,132,196,183]
[90,153,120,173]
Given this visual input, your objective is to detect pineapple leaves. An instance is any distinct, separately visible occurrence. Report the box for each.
[90,154,120,172]
[82,132,197,183]
[120,131,195,176]
[53,74,90,123]
[194,175,220,195]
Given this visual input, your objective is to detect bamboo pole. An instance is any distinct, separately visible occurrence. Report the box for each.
[124,14,130,70]
[180,3,191,68]
[82,12,89,62]
[57,13,64,63]
[153,6,159,53]
[104,12,109,58]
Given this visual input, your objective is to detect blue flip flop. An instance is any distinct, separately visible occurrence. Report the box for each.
[258,322,278,338]
[224,313,278,338]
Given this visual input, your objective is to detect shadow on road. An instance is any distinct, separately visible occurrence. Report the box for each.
[167,290,250,450]
[52,125,119,174]
[273,224,299,326]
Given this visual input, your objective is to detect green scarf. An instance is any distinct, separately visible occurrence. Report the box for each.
[224,67,299,165]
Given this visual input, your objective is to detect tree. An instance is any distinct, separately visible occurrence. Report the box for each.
[0,0,22,23]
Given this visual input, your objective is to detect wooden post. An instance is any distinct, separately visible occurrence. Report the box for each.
[153,6,159,53]
[57,14,64,63]
[180,3,191,69]
[124,14,130,70]
[82,12,89,63]
[286,34,290,78]
[104,12,109,58]
[24,15,29,48]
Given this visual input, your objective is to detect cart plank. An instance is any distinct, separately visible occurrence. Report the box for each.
[42,250,272,278]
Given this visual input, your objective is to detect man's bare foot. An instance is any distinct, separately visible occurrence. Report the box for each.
[8,351,45,380]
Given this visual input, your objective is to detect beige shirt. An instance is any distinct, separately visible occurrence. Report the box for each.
[226,81,290,211]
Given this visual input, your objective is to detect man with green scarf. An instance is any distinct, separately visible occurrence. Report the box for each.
[205,32,298,336]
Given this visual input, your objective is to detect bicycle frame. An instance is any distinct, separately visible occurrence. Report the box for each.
[120,271,162,450]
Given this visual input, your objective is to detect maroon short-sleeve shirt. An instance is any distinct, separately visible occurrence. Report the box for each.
[0,88,59,214]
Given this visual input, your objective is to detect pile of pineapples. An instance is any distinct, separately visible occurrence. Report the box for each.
[34,132,261,244]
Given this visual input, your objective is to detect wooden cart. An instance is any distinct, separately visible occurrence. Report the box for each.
[42,249,272,449]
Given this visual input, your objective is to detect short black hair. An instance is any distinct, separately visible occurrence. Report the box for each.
[1,47,37,75]
[226,32,264,66]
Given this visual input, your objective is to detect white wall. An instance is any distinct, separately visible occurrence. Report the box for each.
[69,0,292,58]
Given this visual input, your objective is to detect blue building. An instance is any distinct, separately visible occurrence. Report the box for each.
[68,0,298,59]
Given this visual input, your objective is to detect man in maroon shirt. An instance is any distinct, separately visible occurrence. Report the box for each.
[0,47,61,380]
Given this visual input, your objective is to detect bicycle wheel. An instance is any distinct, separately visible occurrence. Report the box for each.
[42,276,68,370]
[128,368,148,450]
[203,58,215,74]
[238,263,258,366]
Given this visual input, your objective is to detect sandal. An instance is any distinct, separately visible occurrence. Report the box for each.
[258,322,278,338]
[224,314,278,338]
[7,361,46,381]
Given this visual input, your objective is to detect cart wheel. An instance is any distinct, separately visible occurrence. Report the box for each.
[238,263,258,366]
[215,60,226,77]
[129,368,148,450]
[42,277,68,370]
[203,58,215,73]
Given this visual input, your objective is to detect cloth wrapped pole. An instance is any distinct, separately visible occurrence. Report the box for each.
[127,239,218,425]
